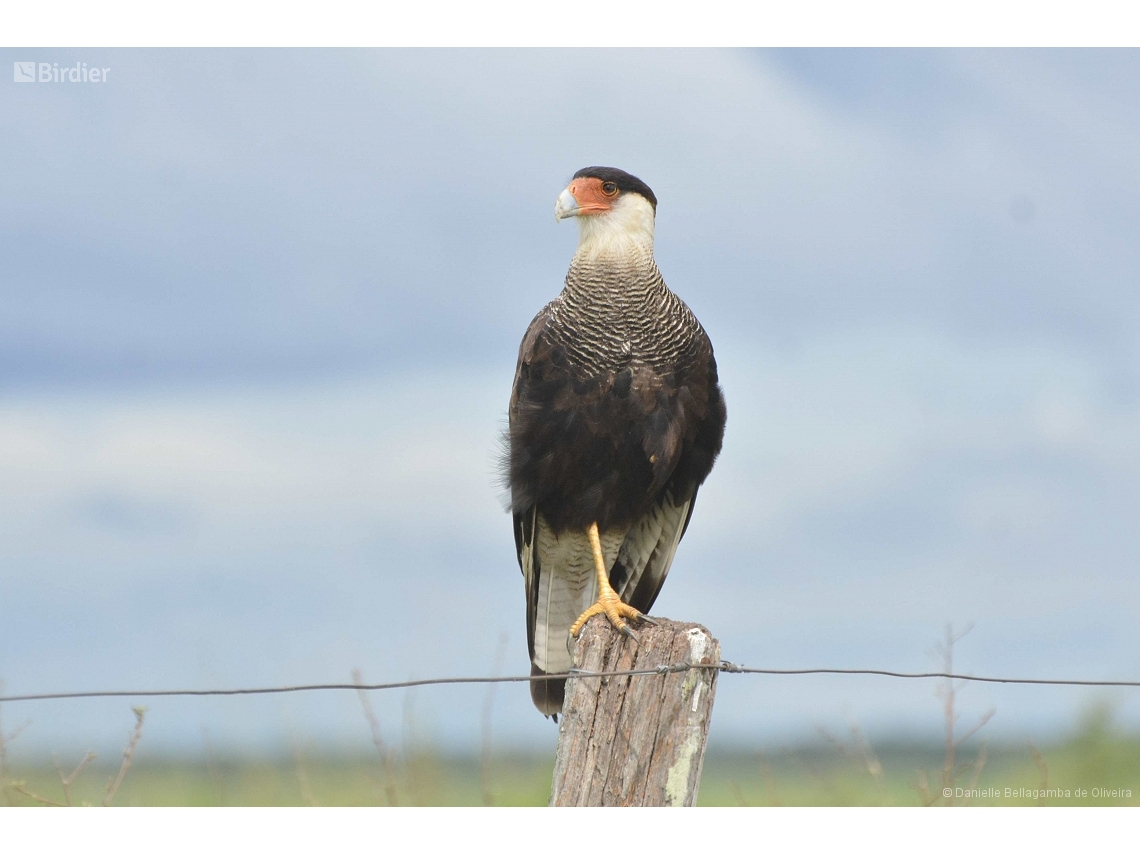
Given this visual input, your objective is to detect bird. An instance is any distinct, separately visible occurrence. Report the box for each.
[506,167,727,718]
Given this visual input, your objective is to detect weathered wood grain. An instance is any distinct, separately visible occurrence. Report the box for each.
[549,616,720,806]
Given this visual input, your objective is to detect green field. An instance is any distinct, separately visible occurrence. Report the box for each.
[4,709,1137,807]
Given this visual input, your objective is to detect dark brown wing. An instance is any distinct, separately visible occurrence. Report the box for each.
[509,304,552,571]
[508,307,566,716]
[610,332,725,614]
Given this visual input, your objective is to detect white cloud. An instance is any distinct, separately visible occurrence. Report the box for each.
[0,368,510,576]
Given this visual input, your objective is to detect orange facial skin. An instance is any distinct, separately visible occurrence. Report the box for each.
[567,177,619,215]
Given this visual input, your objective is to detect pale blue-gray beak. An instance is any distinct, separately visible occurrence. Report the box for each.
[554,188,579,221]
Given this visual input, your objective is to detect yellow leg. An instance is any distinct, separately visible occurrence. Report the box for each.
[569,522,654,639]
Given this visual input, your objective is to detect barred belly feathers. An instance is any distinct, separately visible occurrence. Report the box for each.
[506,167,726,717]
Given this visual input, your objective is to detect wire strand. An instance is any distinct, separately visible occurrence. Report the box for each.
[722,665,1140,687]
[1,661,1137,704]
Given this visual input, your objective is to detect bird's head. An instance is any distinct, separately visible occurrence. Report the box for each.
[555,167,657,258]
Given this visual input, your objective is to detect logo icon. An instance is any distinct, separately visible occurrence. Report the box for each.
[14,62,36,83]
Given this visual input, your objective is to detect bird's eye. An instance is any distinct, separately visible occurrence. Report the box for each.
[601,182,619,196]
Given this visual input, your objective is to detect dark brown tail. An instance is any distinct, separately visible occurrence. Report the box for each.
[530,662,565,720]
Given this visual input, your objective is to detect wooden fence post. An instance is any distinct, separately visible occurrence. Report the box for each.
[549,616,721,806]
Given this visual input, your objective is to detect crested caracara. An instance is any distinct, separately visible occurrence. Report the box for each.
[507,167,726,717]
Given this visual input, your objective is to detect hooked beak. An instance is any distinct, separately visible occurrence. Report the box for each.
[554,187,579,221]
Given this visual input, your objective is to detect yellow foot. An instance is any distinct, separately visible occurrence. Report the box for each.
[570,521,658,642]
[569,591,654,639]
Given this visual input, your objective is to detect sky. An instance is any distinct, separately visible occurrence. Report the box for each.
[1,48,1138,759]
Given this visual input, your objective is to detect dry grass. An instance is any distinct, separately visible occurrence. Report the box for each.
[352,669,400,805]
[912,623,995,806]
[1,704,145,807]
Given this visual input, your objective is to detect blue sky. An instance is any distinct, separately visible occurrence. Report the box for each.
[1,49,1138,757]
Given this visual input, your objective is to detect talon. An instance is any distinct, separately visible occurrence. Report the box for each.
[639,614,658,626]
[569,522,653,641]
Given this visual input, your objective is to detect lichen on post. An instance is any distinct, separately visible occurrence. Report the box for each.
[549,616,721,807]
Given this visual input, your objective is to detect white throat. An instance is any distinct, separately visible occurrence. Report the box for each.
[574,193,656,262]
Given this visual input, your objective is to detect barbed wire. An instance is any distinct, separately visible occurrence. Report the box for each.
[1,661,1137,704]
